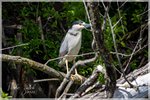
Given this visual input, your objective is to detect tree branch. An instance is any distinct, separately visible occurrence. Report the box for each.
[55,53,98,98]
[70,65,105,98]
[1,54,84,84]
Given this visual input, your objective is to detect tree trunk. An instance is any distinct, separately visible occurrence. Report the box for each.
[87,2,117,97]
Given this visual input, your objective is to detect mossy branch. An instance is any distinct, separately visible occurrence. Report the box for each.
[1,54,84,84]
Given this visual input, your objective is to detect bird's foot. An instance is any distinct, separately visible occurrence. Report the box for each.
[71,73,83,83]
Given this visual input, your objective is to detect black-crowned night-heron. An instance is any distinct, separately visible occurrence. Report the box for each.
[59,20,91,78]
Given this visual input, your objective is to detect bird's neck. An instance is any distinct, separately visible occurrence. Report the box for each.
[68,29,82,36]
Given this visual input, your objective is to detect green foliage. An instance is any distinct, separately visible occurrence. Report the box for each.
[0,89,12,99]
[130,59,138,70]
[2,2,148,82]
[131,3,145,24]
[98,73,105,84]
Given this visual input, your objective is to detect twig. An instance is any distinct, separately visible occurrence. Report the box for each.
[45,51,97,65]
[43,16,53,29]
[110,52,130,57]
[117,0,128,9]
[34,78,60,83]
[112,17,123,28]
[0,43,29,51]
[117,3,125,34]
[59,21,66,33]
[138,5,148,48]
[121,39,141,77]
[139,23,148,48]
[83,0,93,32]
[137,9,150,17]
[102,2,110,32]
[110,42,149,57]
[137,57,145,68]
[83,0,97,51]
[112,64,122,75]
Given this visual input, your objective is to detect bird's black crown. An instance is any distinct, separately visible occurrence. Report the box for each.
[72,20,84,25]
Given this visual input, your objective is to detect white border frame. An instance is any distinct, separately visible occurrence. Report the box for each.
[0,0,149,100]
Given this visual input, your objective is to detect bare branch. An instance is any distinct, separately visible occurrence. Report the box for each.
[102,2,110,32]
[34,78,60,83]
[55,53,98,98]
[110,42,149,57]
[117,0,128,9]
[0,43,29,51]
[137,9,150,17]
[117,2,125,34]
[112,17,123,29]
[83,0,93,32]
[121,39,141,77]
[45,51,97,65]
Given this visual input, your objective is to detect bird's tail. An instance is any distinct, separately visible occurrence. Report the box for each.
[58,59,65,67]
[58,60,67,72]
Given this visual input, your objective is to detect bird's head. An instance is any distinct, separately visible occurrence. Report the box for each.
[71,20,91,31]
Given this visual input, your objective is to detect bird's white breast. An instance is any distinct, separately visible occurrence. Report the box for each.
[66,32,82,61]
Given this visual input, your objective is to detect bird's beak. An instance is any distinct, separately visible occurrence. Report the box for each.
[83,23,91,29]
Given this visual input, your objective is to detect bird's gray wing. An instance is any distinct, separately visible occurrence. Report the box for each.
[59,34,69,57]
[58,34,69,66]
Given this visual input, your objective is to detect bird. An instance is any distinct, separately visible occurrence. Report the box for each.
[58,20,91,79]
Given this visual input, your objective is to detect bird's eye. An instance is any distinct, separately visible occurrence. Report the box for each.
[79,23,82,26]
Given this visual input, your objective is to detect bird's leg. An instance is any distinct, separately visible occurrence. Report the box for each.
[75,69,78,75]
[72,60,82,83]
[74,68,82,82]
[65,60,69,74]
